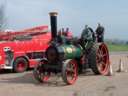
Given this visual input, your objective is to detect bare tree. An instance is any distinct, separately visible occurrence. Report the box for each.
[0,4,6,31]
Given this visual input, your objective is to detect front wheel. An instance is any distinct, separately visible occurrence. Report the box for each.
[33,60,50,83]
[62,59,78,85]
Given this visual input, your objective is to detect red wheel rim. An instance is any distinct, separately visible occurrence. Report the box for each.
[17,62,26,72]
[41,71,50,82]
[66,60,78,84]
[96,43,110,75]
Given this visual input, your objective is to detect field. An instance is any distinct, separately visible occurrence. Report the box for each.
[108,44,128,51]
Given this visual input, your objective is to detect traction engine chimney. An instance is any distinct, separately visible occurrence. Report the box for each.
[49,12,58,40]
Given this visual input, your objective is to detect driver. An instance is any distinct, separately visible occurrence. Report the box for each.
[81,25,94,49]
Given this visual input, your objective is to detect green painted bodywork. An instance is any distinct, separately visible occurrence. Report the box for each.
[58,44,83,59]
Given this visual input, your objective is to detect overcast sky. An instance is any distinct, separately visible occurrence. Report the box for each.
[1,0,128,40]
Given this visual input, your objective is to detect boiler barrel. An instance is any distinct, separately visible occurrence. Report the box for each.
[57,45,83,59]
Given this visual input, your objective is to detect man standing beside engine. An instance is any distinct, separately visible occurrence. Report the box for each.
[96,23,105,42]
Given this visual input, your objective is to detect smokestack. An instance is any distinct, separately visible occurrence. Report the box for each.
[49,12,58,39]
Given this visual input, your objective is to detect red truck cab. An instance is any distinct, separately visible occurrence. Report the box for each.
[0,26,51,72]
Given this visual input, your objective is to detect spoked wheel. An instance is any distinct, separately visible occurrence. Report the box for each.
[62,59,78,85]
[33,60,50,83]
[88,43,110,75]
[96,43,110,75]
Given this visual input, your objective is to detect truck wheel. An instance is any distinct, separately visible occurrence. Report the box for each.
[62,59,78,85]
[33,60,50,83]
[13,57,28,73]
[88,43,110,75]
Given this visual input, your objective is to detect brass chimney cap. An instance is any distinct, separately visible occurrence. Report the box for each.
[49,12,58,16]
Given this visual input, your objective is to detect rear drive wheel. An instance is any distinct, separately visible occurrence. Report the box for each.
[62,59,78,85]
[88,43,110,75]
[33,60,50,83]
[13,57,28,73]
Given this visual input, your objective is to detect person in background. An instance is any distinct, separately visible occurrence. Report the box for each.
[95,23,105,42]
[57,28,72,44]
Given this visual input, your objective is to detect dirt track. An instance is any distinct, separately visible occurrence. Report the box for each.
[0,52,128,96]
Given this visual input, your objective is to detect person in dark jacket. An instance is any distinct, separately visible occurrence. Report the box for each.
[95,23,105,42]
[80,25,94,49]
[81,25,93,41]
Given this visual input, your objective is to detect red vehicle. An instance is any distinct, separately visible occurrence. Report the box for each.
[0,25,51,72]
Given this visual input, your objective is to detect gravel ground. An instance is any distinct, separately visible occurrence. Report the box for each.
[0,52,128,96]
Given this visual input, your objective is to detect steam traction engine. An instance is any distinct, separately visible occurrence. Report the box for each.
[33,12,110,85]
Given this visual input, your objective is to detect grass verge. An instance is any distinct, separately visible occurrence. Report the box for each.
[107,44,128,52]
